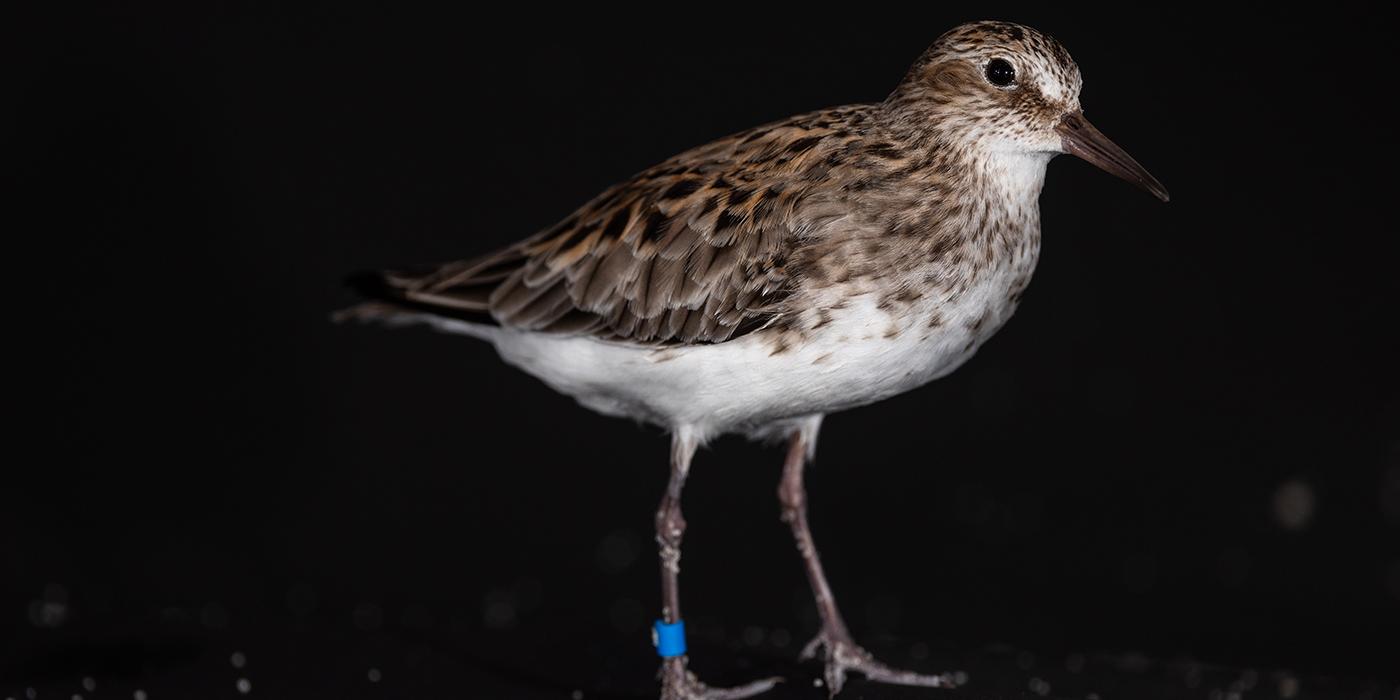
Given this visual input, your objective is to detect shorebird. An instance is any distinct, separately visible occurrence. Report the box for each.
[338,20,1167,699]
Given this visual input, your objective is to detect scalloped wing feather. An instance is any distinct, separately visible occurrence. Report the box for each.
[374,112,868,345]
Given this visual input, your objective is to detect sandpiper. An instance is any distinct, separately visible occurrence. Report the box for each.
[338,20,1167,699]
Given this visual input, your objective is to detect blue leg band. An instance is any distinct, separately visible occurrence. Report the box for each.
[653,619,687,657]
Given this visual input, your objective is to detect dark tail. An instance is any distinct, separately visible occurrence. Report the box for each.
[333,268,497,327]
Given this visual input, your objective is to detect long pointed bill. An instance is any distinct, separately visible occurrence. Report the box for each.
[1057,111,1170,202]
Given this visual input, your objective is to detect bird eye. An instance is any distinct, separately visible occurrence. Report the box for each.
[985,58,1016,87]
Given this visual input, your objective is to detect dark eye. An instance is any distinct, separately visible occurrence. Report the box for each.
[985,58,1016,87]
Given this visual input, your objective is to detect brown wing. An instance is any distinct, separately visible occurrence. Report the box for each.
[365,118,849,345]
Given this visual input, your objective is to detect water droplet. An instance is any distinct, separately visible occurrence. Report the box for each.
[235,678,252,695]
[1273,479,1315,531]
[81,678,95,692]
[570,691,583,700]
[29,585,70,629]
[953,671,969,686]
[367,668,381,683]
[134,691,148,700]
[231,651,247,669]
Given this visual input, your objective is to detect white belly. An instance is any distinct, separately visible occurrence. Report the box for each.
[467,260,1028,442]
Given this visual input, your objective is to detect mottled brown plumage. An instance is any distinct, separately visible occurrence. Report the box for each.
[355,21,1125,352]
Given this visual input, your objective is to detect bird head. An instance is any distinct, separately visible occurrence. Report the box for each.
[889,21,1168,202]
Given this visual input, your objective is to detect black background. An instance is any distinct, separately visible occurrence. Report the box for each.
[7,4,1399,698]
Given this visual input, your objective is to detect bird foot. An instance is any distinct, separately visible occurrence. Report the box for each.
[659,656,782,700]
[800,632,955,697]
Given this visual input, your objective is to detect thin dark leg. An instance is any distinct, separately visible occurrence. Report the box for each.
[656,433,690,626]
[778,429,851,642]
[780,418,954,696]
[656,429,779,700]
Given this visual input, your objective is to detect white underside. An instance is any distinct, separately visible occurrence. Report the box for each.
[419,259,1026,444]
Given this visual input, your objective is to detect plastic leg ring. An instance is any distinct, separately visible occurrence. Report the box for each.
[653,619,687,658]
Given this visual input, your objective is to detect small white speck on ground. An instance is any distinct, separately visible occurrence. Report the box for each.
[1273,479,1315,531]
[236,678,252,694]
[81,679,95,693]
[367,668,381,683]
[30,584,70,629]
[134,691,148,700]
[813,678,824,688]
[231,651,247,668]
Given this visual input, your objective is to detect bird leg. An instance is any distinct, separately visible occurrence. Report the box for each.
[779,425,955,696]
[656,429,781,700]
